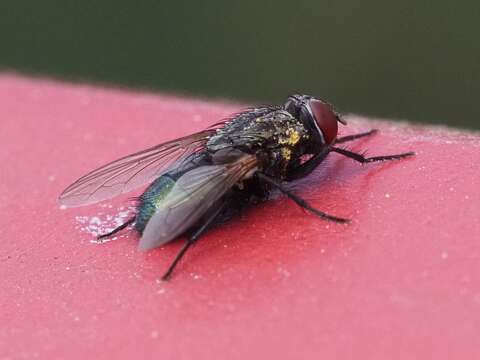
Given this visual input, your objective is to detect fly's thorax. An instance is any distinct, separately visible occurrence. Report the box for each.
[276,125,309,159]
[207,108,298,153]
[265,118,311,178]
[211,148,245,164]
[207,107,312,179]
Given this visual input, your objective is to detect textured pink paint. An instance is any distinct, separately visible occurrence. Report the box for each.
[1,74,480,359]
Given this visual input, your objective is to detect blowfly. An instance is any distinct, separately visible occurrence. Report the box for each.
[59,95,414,280]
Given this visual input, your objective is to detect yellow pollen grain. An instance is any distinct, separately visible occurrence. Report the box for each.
[279,128,300,146]
[281,147,292,161]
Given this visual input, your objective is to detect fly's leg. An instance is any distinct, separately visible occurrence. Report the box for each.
[161,201,227,281]
[334,129,378,144]
[160,241,194,281]
[331,147,415,163]
[287,130,381,181]
[285,146,331,181]
[256,172,350,223]
[97,217,135,240]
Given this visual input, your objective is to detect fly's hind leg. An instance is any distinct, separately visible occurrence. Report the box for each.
[97,217,136,240]
[256,172,350,223]
[161,201,227,281]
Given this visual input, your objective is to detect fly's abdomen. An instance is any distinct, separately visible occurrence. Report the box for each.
[135,175,176,233]
[134,151,212,233]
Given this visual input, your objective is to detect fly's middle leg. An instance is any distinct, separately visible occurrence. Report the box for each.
[256,172,350,223]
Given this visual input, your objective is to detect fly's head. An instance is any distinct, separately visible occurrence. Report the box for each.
[284,95,346,149]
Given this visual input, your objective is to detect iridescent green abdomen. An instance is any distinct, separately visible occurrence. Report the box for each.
[135,175,175,233]
[134,152,212,234]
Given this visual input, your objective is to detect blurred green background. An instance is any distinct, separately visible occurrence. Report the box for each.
[1,0,479,128]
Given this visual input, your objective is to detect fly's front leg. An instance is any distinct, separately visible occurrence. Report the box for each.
[286,130,378,181]
[285,146,331,181]
[331,147,415,164]
[334,129,378,144]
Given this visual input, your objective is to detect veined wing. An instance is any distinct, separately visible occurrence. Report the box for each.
[139,153,258,250]
[59,129,216,207]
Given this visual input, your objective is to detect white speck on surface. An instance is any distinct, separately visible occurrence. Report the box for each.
[60,205,67,210]
[385,193,391,198]
[441,251,449,259]
[48,175,56,182]
[90,217,102,225]
[474,293,480,304]
[277,267,291,278]
[75,206,136,241]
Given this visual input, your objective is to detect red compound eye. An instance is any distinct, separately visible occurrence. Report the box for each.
[309,99,339,145]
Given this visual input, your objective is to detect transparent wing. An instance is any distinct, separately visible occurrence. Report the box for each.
[139,153,258,250]
[59,129,216,207]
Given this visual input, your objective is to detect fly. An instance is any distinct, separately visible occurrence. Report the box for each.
[59,94,415,280]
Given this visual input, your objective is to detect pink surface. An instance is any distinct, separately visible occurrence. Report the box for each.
[1,74,480,359]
